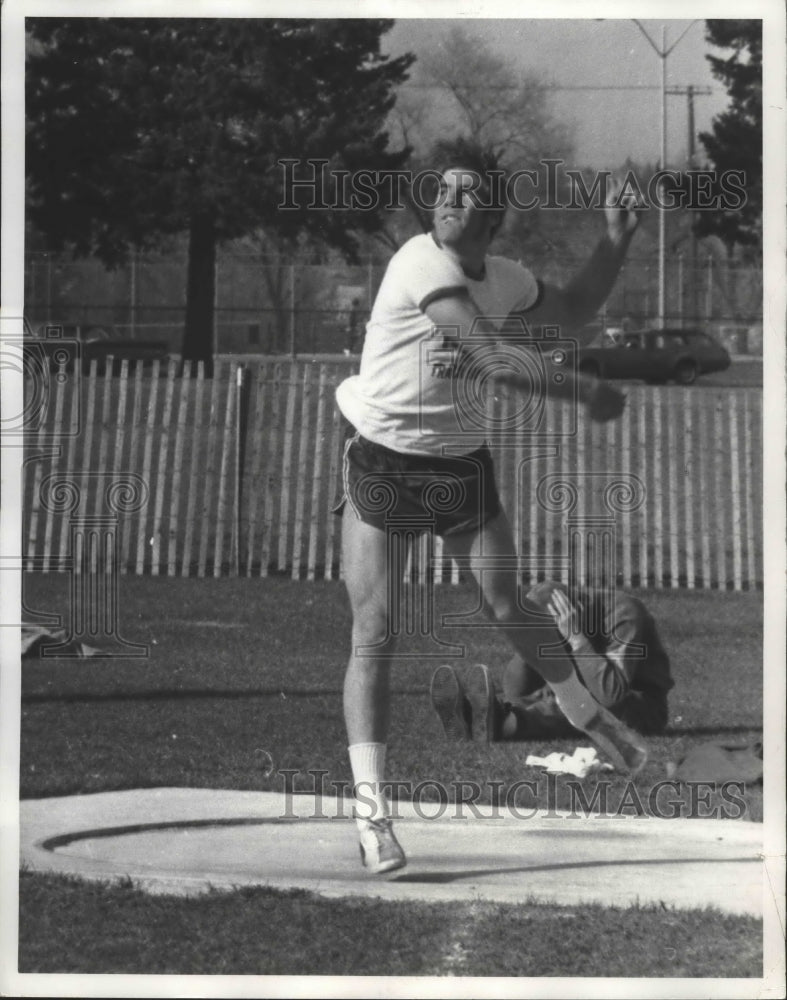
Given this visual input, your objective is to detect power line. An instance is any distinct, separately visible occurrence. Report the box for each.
[400,82,719,92]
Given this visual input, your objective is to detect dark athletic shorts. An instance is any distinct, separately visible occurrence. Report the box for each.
[333,427,502,537]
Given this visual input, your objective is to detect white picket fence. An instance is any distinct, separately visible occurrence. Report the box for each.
[23,357,763,589]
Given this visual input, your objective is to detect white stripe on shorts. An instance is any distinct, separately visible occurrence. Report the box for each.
[341,431,362,521]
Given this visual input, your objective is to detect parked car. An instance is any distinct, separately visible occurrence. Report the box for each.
[26,321,170,375]
[578,328,731,385]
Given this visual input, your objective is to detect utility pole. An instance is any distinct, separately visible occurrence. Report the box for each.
[665,84,712,163]
[666,84,712,323]
[631,19,703,328]
[688,84,697,162]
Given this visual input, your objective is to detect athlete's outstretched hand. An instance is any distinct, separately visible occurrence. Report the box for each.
[585,378,626,422]
[604,176,645,244]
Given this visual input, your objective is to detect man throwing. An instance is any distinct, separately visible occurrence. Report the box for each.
[334,140,647,874]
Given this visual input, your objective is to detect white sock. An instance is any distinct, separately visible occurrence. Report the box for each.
[348,742,388,829]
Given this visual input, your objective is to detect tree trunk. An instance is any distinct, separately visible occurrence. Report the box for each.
[259,261,289,353]
[181,211,216,376]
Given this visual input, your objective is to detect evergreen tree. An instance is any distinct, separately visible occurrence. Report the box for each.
[26,19,414,371]
[695,20,761,250]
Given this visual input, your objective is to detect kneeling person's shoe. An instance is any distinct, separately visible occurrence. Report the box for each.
[430,665,471,741]
[358,817,406,874]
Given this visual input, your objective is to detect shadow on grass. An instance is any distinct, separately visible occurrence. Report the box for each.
[21,686,430,704]
[662,725,762,737]
[22,688,341,704]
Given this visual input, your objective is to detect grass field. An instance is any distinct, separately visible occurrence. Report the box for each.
[18,870,761,978]
[18,573,764,978]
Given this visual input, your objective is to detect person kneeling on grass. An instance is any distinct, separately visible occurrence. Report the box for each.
[430,580,674,744]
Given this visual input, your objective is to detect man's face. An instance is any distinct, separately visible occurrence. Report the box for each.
[432,168,497,249]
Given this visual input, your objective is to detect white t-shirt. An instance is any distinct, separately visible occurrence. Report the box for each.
[336,233,542,455]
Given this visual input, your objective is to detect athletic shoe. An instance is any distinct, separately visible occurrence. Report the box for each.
[358,817,406,874]
[464,664,497,742]
[430,664,471,741]
[584,705,649,776]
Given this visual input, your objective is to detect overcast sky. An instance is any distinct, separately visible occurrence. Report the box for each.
[385,18,732,169]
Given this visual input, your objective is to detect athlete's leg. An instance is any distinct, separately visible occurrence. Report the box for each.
[501,581,571,703]
[342,505,397,745]
[502,652,546,702]
[442,512,594,716]
[442,511,647,771]
[502,583,668,738]
[499,689,577,740]
[341,503,406,872]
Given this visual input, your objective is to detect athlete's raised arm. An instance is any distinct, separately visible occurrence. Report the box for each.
[514,179,644,341]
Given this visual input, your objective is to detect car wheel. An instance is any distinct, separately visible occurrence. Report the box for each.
[674,359,698,385]
[579,360,601,379]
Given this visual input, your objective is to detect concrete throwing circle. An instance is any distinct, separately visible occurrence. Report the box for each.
[20,788,764,915]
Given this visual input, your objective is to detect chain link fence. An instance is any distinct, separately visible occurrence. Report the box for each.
[24,250,763,357]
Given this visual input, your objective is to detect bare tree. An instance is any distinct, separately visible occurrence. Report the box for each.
[374,28,581,259]
[411,27,574,166]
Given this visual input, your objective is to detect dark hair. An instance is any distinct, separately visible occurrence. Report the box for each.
[431,136,507,230]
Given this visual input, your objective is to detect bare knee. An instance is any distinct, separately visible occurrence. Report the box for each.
[349,594,397,654]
